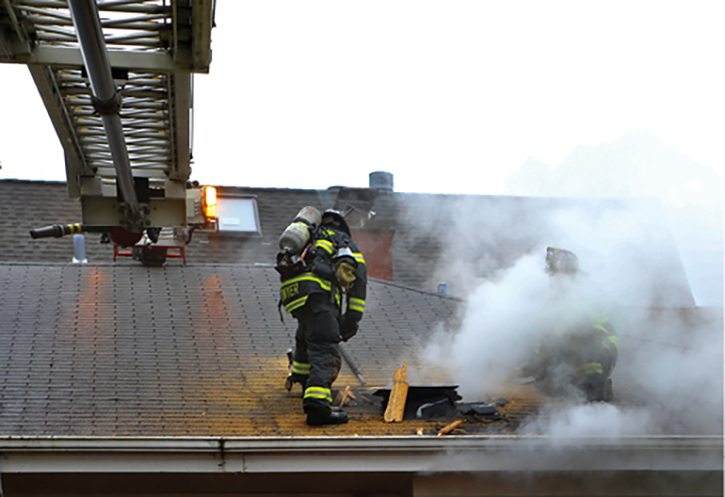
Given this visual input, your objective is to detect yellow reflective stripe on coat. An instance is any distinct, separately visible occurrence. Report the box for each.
[575,362,603,378]
[353,252,366,265]
[593,323,611,335]
[304,386,332,403]
[292,361,311,375]
[285,296,308,313]
[315,239,334,255]
[280,272,334,313]
[592,319,618,352]
[349,297,366,313]
[281,273,332,291]
[601,334,619,351]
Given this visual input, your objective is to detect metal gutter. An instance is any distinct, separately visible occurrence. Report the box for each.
[0,436,720,474]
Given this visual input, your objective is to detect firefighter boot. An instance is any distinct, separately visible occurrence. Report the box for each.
[305,402,348,426]
[306,408,349,426]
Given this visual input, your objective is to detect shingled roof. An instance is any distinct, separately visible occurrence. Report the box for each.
[0,179,721,496]
[0,262,473,437]
[0,260,721,438]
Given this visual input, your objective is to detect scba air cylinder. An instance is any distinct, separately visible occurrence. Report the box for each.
[293,206,321,228]
[279,222,311,253]
[278,206,321,254]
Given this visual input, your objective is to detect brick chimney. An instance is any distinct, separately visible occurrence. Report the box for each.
[351,226,394,281]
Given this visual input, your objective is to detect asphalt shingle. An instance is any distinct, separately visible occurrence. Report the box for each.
[1,180,719,439]
[0,262,469,437]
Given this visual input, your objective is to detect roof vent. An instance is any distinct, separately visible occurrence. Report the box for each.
[437,282,451,296]
[72,234,88,263]
[369,171,393,191]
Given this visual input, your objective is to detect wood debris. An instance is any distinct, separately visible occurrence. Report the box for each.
[437,419,464,436]
[383,362,409,423]
[338,386,356,407]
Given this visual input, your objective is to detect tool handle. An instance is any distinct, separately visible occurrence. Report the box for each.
[339,343,366,385]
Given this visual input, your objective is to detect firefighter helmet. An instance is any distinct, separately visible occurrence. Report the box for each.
[321,209,351,235]
[546,247,579,274]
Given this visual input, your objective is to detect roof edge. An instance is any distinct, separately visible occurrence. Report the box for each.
[0,435,720,474]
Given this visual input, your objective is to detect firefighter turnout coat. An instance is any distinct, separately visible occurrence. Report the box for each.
[279,226,367,321]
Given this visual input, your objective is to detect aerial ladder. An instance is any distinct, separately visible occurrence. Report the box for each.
[0,0,217,265]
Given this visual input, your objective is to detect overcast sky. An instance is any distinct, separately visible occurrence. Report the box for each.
[0,1,722,195]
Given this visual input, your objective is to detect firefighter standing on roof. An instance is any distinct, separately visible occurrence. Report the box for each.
[522,247,619,402]
[276,207,367,426]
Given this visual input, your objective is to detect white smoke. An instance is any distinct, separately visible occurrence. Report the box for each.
[422,252,551,399]
[417,131,723,437]
[506,129,724,307]
[519,402,655,438]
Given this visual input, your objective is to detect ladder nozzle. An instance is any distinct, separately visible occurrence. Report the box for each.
[30,223,84,239]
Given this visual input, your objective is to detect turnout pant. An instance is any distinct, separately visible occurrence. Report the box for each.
[291,293,342,415]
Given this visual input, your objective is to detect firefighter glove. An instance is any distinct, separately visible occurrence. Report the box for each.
[336,261,357,293]
[340,314,359,342]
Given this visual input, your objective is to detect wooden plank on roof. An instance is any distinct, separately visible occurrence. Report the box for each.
[383,361,408,423]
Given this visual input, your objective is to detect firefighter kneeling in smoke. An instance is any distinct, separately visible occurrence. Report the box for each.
[276,207,367,426]
[521,247,619,403]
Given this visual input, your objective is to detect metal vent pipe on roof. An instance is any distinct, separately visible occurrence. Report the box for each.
[72,234,88,263]
[67,0,141,227]
[369,171,393,191]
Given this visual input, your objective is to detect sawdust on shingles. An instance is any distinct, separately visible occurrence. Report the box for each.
[173,357,546,437]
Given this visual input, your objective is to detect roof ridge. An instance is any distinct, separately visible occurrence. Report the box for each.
[369,277,463,301]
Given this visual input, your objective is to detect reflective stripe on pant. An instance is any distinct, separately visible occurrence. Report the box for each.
[291,360,311,376]
[304,386,332,403]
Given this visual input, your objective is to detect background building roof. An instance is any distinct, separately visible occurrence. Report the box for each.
[0,179,697,307]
